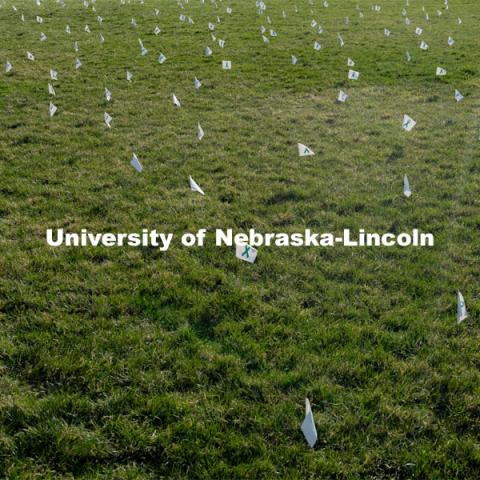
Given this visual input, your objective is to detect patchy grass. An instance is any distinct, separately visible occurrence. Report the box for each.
[1,0,480,478]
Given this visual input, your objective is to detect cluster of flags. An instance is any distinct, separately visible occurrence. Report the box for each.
[1,0,474,448]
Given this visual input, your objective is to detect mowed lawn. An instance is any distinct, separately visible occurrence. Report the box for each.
[1,0,480,478]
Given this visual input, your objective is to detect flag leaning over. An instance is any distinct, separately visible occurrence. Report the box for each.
[301,398,318,448]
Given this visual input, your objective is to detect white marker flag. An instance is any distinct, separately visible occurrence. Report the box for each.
[222,60,232,70]
[49,102,57,117]
[197,123,204,140]
[27,51,35,61]
[127,70,133,82]
[338,90,348,103]
[314,41,321,51]
[5,61,13,73]
[48,83,55,96]
[448,36,455,46]
[158,53,167,64]
[50,69,58,80]
[205,47,213,56]
[457,290,468,324]
[298,143,314,156]
[420,41,429,50]
[236,243,257,263]
[131,153,143,172]
[291,55,298,65]
[194,77,202,89]
[172,94,181,107]
[402,114,416,132]
[104,112,112,128]
[403,175,412,197]
[348,69,360,80]
[436,67,447,76]
[301,399,318,448]
[454,89,464,102]
[40,32,47,41]
[415,27,423,35]
[189,176,205,195]
[75,58,82,69]
[347,58,355,66]
[104,88,112,101]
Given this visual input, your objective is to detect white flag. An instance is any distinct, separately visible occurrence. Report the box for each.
[27,51,35,61]
[457,290,468,324]
[205,46,213,56]
[337,33,345,47]
[172,94,181,107]
[338,90,348,103]
[406,51,412,62]
[222,60,232,70]
[384,28,391,37]
[50,69,58,80]
[415,27,423,35]
[104,88,112,101]
[403,175,412,197]
[348,69,360,80]
[236,243,257,263]
[454,89,464,102]
[194,77,202,89]
[84,24,90,33]
[49,102,57,117]
[131,153,143,173]
[301,399,318,448]
[99,33,105,43]
[154,26,161,35]
[448,36,455,46]
[66,24,71,34]
[291,55,298,65]
[197,123,204,140]
[127,70,133,82]
[313,41,321,51]
[158,53,167,64]
[75,58,82,69]
[436,67,447,76]
[48,83,56,96]
[189,176,204,195]
[347,58,355,66]
[5,61,13,73]
[104,112,112,128]
[40,32,47,41]
[420,40,429,50]
[402,114,416,132]
[298,143,314,156]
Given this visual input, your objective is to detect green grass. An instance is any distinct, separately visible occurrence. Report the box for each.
[1,0,480,478]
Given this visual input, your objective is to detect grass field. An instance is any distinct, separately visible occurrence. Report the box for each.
[1,0,480,478]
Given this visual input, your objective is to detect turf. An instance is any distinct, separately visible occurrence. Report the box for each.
[0,0,480,478]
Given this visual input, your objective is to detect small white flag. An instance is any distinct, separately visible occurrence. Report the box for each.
[403,175,412,197]
[454,89,464,102]
[50,69,58,80]
[298,143,314,156]
[406,51,412,62]
[127,70,133,82]
[338,90,348,103]
[84,24,90,33]
[189,176,204,195]
[415,27,423,35]
[402,114,416,132]
[448,36,455,46]
[131,153,143,172]
[172,94,181,107]
[197,123,204,140]
[99,33,105,43]
[313,41,321,51]
[291,55,298,65]
[194,77,202,89]
[436,67,447,76]
[458,17,462,25]
[40,32,47,41]
[49,102,57,117]
[420,40,429,50]
[236,243,257,263]
[5,61,13,73]
[27,51,35,61]
[348,69,360,80]
[36,15,43,23]
[222,60,232,70]
[73,41,79,52]
[457,290,468,324]
[154,26,161,35]
[104,111,112,128]
[75,58,82,69]
[48,83,56,96]
[301,398,318,448]
[141,46,148,56]
[219,39,225,48]
[104,88,112,101]
[337,33,345,47]
[158,53,167,64]
[205,46,212,56]
[66,25,71,34]
[384,28,391,37]
[347,58,355,67]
